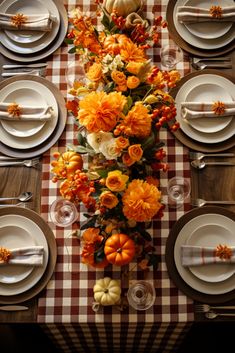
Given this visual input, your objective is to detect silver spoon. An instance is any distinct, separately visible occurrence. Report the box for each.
[0,191,33,202]
[191,160,235,169]
[206,311,235,319]
[189,151,235,161]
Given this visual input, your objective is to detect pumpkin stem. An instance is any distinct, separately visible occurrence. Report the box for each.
[117,248,122,253]
[104,289,109,293]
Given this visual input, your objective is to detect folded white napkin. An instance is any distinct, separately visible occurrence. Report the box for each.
[181,102,235,120]
[0,13,55,31]
[177,5,235,24]
[0,103,54,121]
[181,244,235,266]
[0,246,44,266]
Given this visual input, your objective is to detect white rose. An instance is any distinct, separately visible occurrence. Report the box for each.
[99,138,121,160]
[87,132,113,153]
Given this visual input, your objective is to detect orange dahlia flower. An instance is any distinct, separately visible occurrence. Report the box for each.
[78,91,127,133]
[122,179,162,222]
[119,102,152,138]
[120,41,147,63]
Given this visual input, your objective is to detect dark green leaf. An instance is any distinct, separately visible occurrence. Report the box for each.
[80,215,98,230]
[64,38,74,44]
[68,47,77,54]
[97,169,109,178]
[141,131,156,151]
[73,146,89,154]
[104,82,115,93]
[77,132,86,146]
[138,229,152,242]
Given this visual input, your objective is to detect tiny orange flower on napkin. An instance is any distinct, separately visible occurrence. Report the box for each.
[212,101,226,115]
[7,103,22,118]
[11,13,27,28]
[0,247,11,264]
[215,244,232,260]
[210,6,223,19]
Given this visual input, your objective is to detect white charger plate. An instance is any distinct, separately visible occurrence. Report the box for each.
[0,214,49,296]
[174,213,235,295]
[1,87,47,137]
[4,0,49,44]
[175,74,235,143]
[0,80,58,149]
[0,225,34,284]
[0,0,60,53]
[183,83,233,134]
[183,0,233,40]
[186,223,235,282]
[174,0,235,49]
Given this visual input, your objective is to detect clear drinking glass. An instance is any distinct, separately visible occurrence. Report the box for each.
[65,59,87,89]
[127,280,156,310]
[167,176,191,209]
[160,43,183,69]
[49,198,78,227]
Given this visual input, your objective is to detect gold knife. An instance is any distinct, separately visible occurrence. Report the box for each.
[0,305,28,311]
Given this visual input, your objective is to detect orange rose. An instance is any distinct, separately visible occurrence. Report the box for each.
[86,62,102,82]
[105,170,129,192]
[122,179,162,222]
[127,76,140,89]
[111,70,127,86]
[116,136,130,149]
[128,144,143,161]
[126,62,143,75]
[122,152,135,167]
[100,191,119,209]
[116,85,127,92]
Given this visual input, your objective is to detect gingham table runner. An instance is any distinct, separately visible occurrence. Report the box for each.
[38,0,193,324]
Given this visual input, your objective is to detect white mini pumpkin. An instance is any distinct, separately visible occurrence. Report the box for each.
[103,0,142,18]
[93,277,121,306]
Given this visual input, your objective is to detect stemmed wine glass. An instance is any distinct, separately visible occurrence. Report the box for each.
[160,43,183,70]
[127,280,156,310]
[167,176,191,209]
[49,198,78,227]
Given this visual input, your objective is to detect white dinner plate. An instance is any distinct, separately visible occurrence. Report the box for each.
[186,223,235,282]
[0,0,60,54]
[174,213,235,295]
[184,83,233,134]
[0,80,58,149]
[174,0,235,49]
[0,225,35,284]
[183,0,233,40]
[0,214,49,296]
[175,74,235,143]
[4,0,49,44]
[1,87,47,137]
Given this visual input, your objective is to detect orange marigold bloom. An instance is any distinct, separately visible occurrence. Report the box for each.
[78,91,127,132]
[99,191,119,209]
[82,227,103,243]
[0,247,11,263]
[119,102,152,138]
[126,76,140,89]
[105,170,129,192]
[128,144,143,161]
[116,136,130,149]
[7,103,22,118]
[122,179,162,222]
[11,13,27,27]
[215,244,232,260]
[86,62,103,82]
[212,101,226,115]
[210,5,222,18]
[120,40,147,63]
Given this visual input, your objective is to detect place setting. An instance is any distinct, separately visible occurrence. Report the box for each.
[166,0,235,57]
[165,206,235,304]
[0,0,68,62]
[0,74,67,158]
[169,69,235,152]
[0,206,57,304]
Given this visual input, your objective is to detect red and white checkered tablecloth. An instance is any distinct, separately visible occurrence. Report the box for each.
[38,0,193,351]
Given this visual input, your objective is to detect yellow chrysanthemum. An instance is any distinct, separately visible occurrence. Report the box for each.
[122,179,162,222]
[78,91,127,132]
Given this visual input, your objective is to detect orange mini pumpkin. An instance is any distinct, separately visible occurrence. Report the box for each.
[103,34,129,55]
[51,151,83,177]
[104,233,135,266]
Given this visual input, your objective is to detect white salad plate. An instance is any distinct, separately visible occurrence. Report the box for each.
[0,225,35,284]
[0,214,49,295]
[175,74,235,143]
[183,0,233,40]
[1,87,47,137]
[174,0,235,49]
[186,223,235,283]
[0,80,58,149]
[0,0,60,53]
[184,83,233,134]
[174,213,235,295]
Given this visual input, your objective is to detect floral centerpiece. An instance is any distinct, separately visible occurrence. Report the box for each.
[51,1,180,271]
